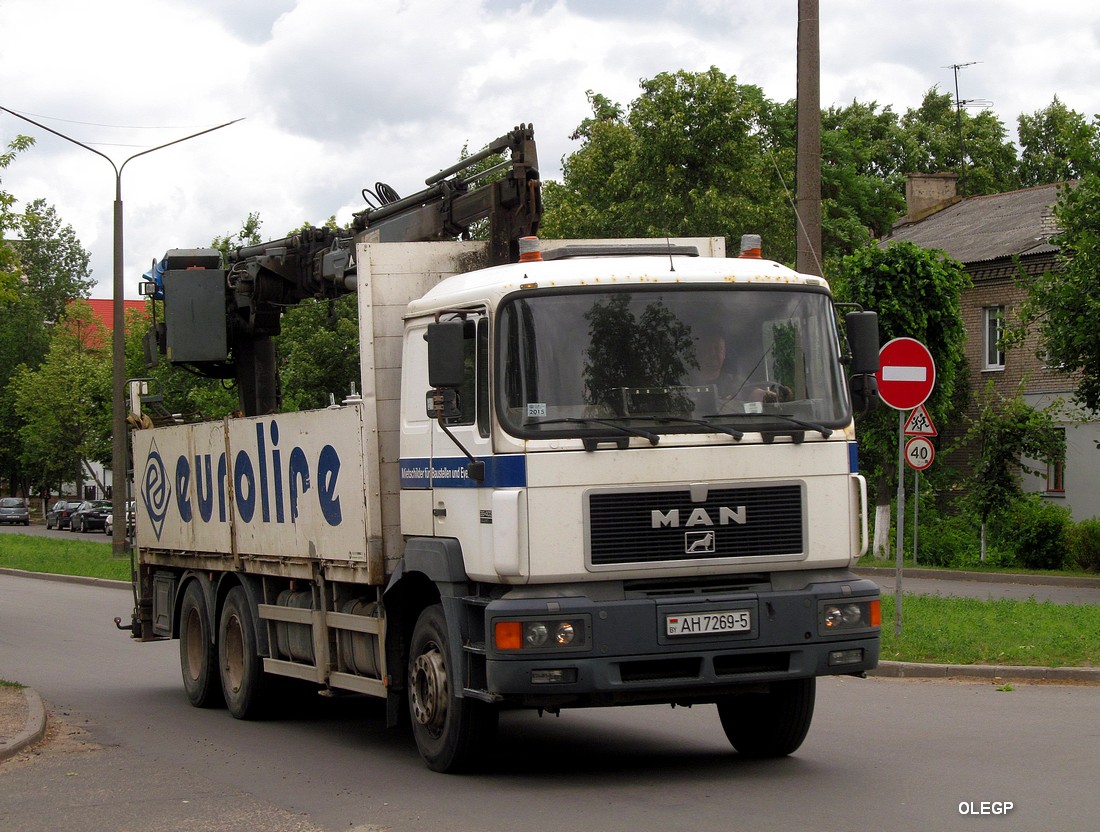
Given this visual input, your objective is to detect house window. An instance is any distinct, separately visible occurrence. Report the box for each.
[1046,429,1066,494]
[983,306,1005,370]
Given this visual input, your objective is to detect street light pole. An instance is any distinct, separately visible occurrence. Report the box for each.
[0,107,241,555]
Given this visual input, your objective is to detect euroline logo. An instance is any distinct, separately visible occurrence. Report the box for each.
[140,421,344,541]
[141,438,172,541]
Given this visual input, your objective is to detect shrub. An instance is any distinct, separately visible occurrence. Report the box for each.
[917,512,978,567]
[989,494,1071,570]
[1068,518,1100,573]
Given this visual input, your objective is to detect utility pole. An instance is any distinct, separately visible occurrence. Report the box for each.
[796,0,822,276]
[0,106,241,556]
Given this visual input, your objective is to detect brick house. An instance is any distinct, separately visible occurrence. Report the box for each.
[880,174,1099,520]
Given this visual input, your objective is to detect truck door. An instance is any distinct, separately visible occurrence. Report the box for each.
[429,316,501,572]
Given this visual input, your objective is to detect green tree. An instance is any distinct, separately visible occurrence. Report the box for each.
[542,68,794,263]
[833,242,971,516]
[820,100,908,259]
[1016,97,1098,187]
[0,134,34,299]
[899,88,1019,196]
[12,300,112,497]
[211,211,263,260]
[0,296,50,493]
[1026,150,1100,411]
[964,389,1066,559]
[14,198,94,323]
[276,295,360,411]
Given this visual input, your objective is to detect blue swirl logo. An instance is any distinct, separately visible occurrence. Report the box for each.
[141,440,172,541]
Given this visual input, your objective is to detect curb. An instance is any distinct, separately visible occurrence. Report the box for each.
[855,566,1100,589]
[0,567,130,590]
[0,687,47,762]
[870,661,1100,684]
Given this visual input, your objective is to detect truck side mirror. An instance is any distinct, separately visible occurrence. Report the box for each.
[845,311,880,375]
[426,320,467,388]
[849,374,880,414]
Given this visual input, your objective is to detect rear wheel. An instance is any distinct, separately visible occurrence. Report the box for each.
[717,678,816,758]
[218,586,269,719]
[408,604,497,773]
[179,581,223,708]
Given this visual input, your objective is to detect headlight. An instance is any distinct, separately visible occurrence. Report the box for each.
[819,599,880,634]
[494,617,589,651]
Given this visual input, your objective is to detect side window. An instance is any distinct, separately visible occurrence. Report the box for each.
[477,318,489,437]
[445,315,489,436]
[1046,428,1066,494]
[983,306,1005,370]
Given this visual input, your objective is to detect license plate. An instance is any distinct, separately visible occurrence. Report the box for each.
[666,609,751,636]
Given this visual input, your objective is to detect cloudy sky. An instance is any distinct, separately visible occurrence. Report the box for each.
[2,0,1098,299]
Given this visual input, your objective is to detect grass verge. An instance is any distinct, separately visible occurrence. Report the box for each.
[879,594,1100,667]
[0,534,131,582]
[2,535,1097,667]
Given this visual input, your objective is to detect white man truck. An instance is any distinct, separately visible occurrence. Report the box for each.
[121,125,882,772]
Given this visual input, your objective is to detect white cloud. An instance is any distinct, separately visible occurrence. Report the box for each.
[2,0,1098,299]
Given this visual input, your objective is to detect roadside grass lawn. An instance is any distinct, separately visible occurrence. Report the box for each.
[0,534,131,582]
[1,534,1097,667]
[879,594,1099,667]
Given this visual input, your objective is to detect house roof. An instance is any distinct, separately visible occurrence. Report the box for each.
[85,298,147,331]
[882,182,1065,265]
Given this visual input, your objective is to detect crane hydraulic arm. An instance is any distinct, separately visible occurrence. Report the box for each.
[144,125,541,416]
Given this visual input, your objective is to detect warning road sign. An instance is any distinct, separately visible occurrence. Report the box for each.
[903,403,938,436]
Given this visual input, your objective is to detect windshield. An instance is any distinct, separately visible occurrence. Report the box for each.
[497,286,850,439]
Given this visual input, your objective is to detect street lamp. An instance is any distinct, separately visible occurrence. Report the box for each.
[0,106,241,555]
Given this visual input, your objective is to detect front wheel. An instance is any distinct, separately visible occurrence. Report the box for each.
[408,604,497,773]
[218,586,269,719]
[717,677,816,758]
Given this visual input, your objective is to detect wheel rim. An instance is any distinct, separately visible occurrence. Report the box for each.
[410,642,448,737]
[184,606,204,682]
[223,613,245,694]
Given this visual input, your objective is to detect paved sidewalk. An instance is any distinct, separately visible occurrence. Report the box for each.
[0,686,47,762]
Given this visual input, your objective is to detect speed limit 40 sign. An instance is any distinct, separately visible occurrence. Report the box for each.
[904,435,935,471]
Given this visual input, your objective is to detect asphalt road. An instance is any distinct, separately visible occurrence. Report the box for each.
[2,573,1098,832]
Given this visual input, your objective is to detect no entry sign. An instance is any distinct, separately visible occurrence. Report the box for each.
[876,337,935,410]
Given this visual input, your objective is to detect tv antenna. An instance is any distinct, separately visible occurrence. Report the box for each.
[944,62,993,187]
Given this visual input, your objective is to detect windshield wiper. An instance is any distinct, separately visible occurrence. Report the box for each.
[525,417,660,445]
[702,412,833,439]
[616,414,744,441]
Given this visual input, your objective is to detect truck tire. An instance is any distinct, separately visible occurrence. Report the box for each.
[716,677,815,758]
[218,586,269,719]
[179,581,223,708]
[408,604,497,773]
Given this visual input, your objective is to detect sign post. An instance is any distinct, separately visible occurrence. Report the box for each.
[875,338,936,635]
[904,406,937,565]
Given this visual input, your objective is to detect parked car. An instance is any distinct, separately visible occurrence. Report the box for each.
[0,497,30,526]
[104,501,135,536]
[69,500,113,533]
[45,500,83,530]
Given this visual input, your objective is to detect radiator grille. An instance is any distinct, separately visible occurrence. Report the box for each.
[588,484,803,566]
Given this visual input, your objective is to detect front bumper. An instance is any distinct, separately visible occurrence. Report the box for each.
[482,575,879,707]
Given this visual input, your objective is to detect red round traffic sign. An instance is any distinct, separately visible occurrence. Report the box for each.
[876,337,935,410]
[904,436,935,471]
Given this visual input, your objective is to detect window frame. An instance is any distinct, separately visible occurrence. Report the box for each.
[982,305,1006,371]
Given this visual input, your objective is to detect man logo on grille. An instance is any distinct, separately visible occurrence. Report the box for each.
[651,506,746,528]
[685,530,716,554]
